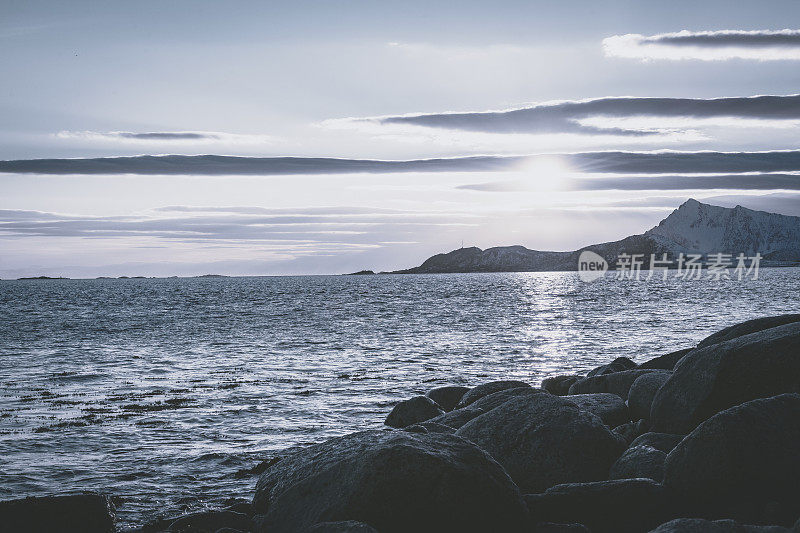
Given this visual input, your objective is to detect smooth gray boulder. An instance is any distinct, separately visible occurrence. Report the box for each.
[651,322,800,434]
[630,433,684,453]
[696,314,800,349]
[455,380,531,408]
[427,387,541,429]
[525,479,681,533]
[455,394,625,492]
[609,445,667,482]
[542,375,582,396]
[252,430,528,533]
[587,357,637,377]
[568,369,657,399]
[649,518,791,532]
[384,396,444,428]
[305,521,379,532]
[628,371,671,421]
[425,385,469,411]
[563,393,630,427]
[664,394,800,523]
[0,493,116,533]
[639,348,693,371]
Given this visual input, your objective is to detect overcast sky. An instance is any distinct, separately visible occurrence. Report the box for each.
[2,0,800,277]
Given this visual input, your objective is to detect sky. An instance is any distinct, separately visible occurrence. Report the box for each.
[2,0,800,277]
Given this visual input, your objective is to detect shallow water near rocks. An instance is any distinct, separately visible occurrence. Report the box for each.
[1,270,799,527]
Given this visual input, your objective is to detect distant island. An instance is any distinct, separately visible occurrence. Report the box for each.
[388,199,800,274]
[346,270,376,276]
[17,275,70,280]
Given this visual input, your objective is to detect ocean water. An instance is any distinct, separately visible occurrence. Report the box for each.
[1,269,799,527]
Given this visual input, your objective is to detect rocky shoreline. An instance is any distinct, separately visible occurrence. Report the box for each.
[2,314,800,532]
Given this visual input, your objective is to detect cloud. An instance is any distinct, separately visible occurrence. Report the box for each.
[6,150,800,176]
[603,29,800,61]
[0,207,480,243]
[55,130,276,145]
[332,95,800,136]
[572,173,800,191]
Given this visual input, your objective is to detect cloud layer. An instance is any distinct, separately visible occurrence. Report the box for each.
[604,30,800,61]
[338,95,800,136]
[56,130,276,145]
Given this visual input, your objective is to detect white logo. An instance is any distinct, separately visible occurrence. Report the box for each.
[578,250,608,282]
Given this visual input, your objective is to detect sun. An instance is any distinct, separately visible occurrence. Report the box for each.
[514,155,574,193]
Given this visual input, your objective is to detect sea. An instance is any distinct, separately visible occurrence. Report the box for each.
[2,269,799,527]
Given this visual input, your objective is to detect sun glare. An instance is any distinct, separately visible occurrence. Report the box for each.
[514,155,575,194]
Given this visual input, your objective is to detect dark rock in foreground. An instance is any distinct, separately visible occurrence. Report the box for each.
[696,313,800,349]
[630,432,684,454]
[455,380,531,408]
[525,478,682,533]
[664,394,800,524]
[568,369,657,399]
[532,523,591,532]
[425,385,469,411]
[542,375,582,396]
[563,393,630,427]
[167,509,253,532]
[612,419,649,445]
[252,430,528,533]
[306,521,379,532]
[587,357,637,377]
[428,386,542,429]
[0,493,116,533]
[610,444,668,482]
[455,394,625,492]
[651,322,800,434]
[628,371,671,421]
[649,518,792,532]
[639,348,694,371]
[384,396,443,428]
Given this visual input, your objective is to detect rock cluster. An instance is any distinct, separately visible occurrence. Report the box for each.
[3,314,799,532]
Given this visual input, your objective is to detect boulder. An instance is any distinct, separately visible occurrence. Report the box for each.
[630,432,684,453]
[384,396,444,428]
[525,479,682,533]
[568,369,657,399]
[542,375,582,396]
[563,393,630,427]
[455,394,625,492]
[612,420,648,445]
[0,493,116,533]
[428,387,541,429]
[252,430,528,533]
[587,357,637,377]
[651,322,800,434]
[663,394,800,523]
[609,444,667,482]
[649,518,791,532]
[305,521,379,532]
[425,385,469,411]
[696,314,800,349]
[455,380,531,408]
[404,421,456,434]
[628,371,671,421]
[639,348,693,371]
[168,510,253,532]
[533,523,590,532]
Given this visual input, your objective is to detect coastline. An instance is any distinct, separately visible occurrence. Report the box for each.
[3,314,800,532]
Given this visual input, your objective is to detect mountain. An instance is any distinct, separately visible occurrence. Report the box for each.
[391,199,800,274]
